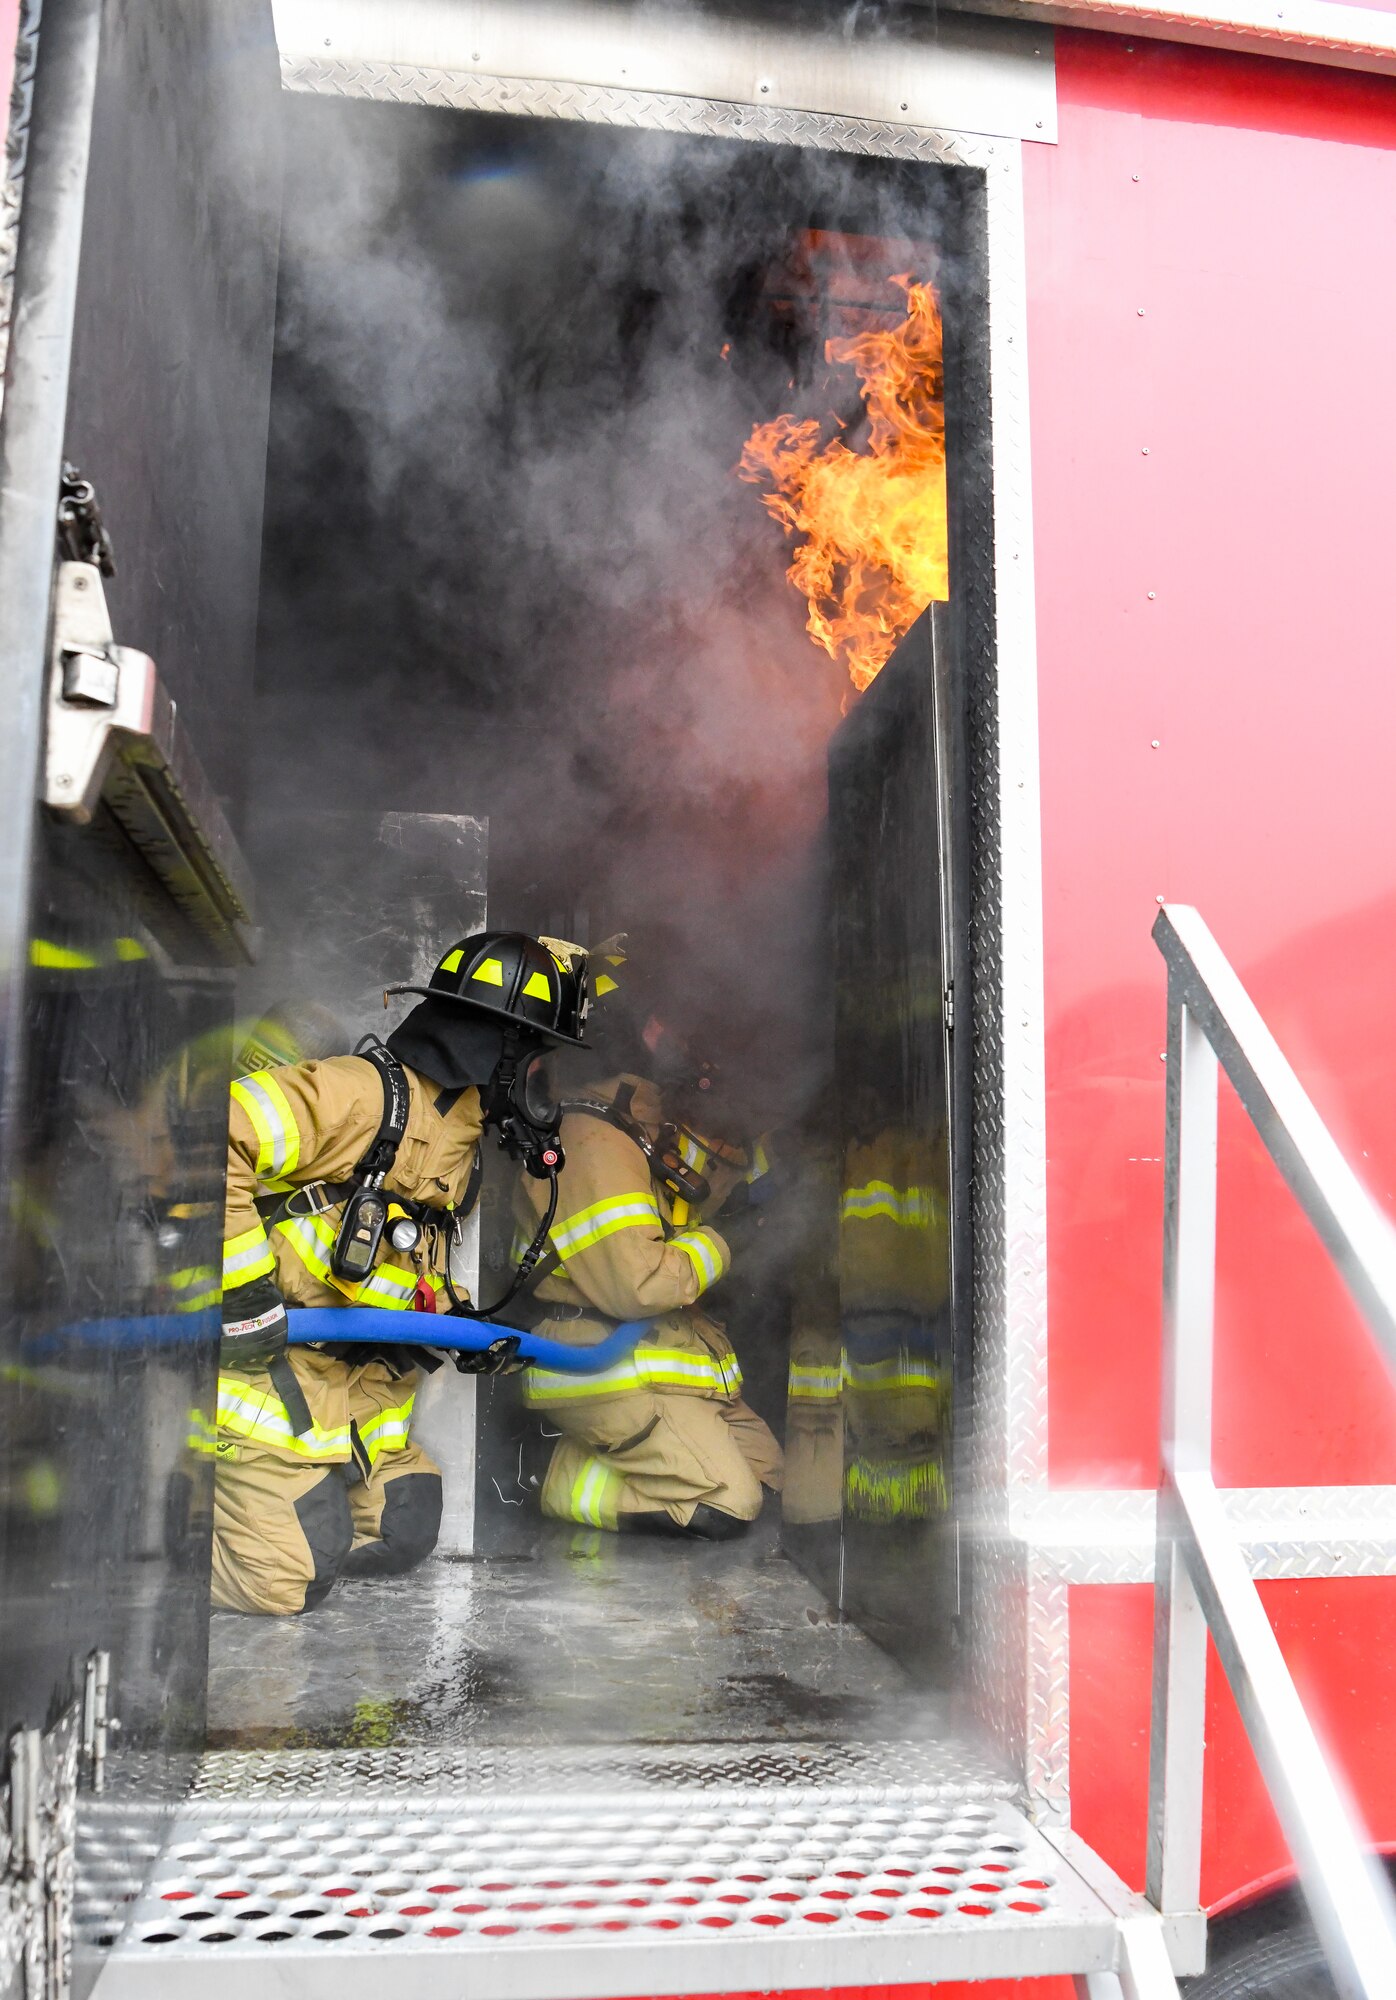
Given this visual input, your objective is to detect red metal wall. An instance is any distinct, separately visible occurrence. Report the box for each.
[1025,28,1396,1913]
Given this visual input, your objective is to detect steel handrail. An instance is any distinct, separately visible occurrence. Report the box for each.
[1147,905,1396,1997]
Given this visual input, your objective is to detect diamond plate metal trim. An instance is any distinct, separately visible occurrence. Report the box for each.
[280,54,988,167]
[86,1790,1122,1990]
[1018,1484,1396,1585]
[187,1740,1019,1803]
[954,139,1059,1826]
[272,56,1056,1831]
[0,0,42,423]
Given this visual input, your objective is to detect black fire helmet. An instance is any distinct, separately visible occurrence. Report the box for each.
[385,931,589,1046]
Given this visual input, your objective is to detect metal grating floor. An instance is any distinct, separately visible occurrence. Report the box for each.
[87,1531,1169,1991]
[86,1782,1124,1993]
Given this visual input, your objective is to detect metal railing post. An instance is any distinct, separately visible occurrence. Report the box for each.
[1144,905,1396,1997]
[1146,986,1216,1933]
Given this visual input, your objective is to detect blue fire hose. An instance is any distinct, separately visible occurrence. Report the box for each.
[284,1306,650,1373]
[34,1308,652,1374]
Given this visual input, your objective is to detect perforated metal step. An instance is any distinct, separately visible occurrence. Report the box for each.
[84,1750,1156,1994]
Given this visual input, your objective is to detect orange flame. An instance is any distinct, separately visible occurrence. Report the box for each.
[739,275,948,693]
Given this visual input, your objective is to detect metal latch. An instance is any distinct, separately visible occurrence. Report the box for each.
[43,559,257,965]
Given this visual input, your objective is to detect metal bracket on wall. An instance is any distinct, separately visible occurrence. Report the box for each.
[41,560,258,964]
[1,1707,78,2000]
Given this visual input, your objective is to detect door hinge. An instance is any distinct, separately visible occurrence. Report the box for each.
[81,1651,115,1797]
[3,1705,78,2000]
[943,982,955,1034]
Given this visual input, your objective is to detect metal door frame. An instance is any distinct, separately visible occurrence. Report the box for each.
[269,28,1060,1815]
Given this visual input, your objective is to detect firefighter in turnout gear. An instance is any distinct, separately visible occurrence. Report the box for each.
[514,937,783,1538]
[839,1113,952,1524]
[214,932,588,1615]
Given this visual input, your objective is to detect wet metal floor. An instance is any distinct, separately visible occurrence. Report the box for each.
[207,1515,953,1755]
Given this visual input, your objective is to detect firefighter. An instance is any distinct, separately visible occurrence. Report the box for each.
[838,1101,952,1525]
[214,931,588,1615]
[514,937,783,1539]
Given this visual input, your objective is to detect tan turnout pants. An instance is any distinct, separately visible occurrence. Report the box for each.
[212,1355,441,1616]
[539,1391,783,1532]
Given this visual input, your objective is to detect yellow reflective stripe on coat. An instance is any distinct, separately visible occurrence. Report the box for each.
[165,1265,221,1314]
[231,1072,302,1183]
[840,1181,943,1227]
[566,1454,622,1529]
[788,1360,842,1402]
[524,1342,742,1405]
[843,1355,946,1396]
[186,1407,219,1455]
[273,1212,420,1310]
[671,1226,726,1293]
[551,1192,662,1260]
[845,1455,948,1520]
[216,1375,351,1458]
[356,1396,415,1466]
[223,1223,276,1287]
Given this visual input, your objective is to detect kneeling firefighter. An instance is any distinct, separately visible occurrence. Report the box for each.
[214,932,588,1615]
[512,937,783,1539]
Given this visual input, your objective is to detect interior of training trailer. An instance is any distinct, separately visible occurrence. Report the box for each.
[208,93,985,1775]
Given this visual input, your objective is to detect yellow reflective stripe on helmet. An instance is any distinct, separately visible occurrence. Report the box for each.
[567,1454,622,1529]
[216,1375,350,1458]
[165,1265,221,1314]
[788,1361,842,1402]
[472,957,504,986]
[522,969,552,1001]
[524,1343,741,1405]
[222,1223,275,1287]
[594,973,619,997]
[231,1072,302,1182]
[672,1226,726,1293]
[356,1396,415,1465]
[439,947,464,974]
[551,1193,662,1260]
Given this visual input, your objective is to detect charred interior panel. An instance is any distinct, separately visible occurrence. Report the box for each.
[824,606,958,1676]
[0,0,280,1842]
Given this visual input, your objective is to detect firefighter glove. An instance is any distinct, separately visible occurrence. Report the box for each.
[450,1334,526,1376]
[220,1273,289,1371]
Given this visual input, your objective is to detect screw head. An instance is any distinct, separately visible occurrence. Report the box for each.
[1147,590,1156,600]
[1142,446,1151,455]
[55,772,72,787]
[1151,739,1161,749]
